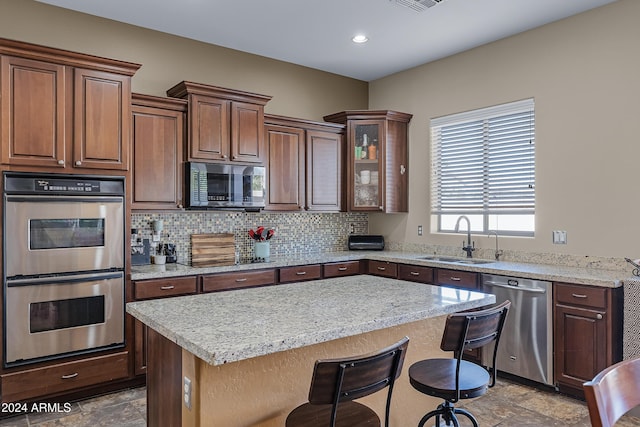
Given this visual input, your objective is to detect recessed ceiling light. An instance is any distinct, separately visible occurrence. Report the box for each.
[352,34,369,44]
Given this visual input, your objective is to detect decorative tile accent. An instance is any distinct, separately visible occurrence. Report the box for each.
[131,211,368,264]
[622,278,640,360]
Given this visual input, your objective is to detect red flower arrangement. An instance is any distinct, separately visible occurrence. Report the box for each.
[248,226,275,241]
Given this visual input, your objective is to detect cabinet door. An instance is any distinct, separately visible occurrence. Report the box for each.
[0,56,67,168]
[188,94,230,161]
[367,260,397,278]
[131,103,184,210]
[134,319,148,376]
[265,124,305,211]
[554,304,608,391]
[306,130,344,211]
[73,68,131,170]
[231,101,264,163]
[349,120,384,211]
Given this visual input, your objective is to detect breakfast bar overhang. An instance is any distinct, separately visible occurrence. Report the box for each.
[127,275,495,426]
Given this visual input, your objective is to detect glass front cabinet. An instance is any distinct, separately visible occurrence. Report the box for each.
[324,110,412,212]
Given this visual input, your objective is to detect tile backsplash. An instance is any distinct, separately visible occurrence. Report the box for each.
[131,211,368,264]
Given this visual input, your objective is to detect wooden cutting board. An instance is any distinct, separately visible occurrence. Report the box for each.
[191,233,235,267]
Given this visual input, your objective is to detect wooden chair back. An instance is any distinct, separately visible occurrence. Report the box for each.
[307,336,409,426]
[583,356,640,427]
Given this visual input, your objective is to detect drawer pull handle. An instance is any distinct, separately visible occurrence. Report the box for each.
[296,271,307,275]
[61,373,79,380]
[235,278,248,282]
[160,286,175,290]
[571,293,587,298]
[410,271,420,276]
[450,277,461,281]
[338,267,348,271]
[377,267,386,271]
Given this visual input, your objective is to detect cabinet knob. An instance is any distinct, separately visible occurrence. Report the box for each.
[221,155,227,159]
[596,313,603,320]
[400,165,406,175]
[75,160,82,166]
[57,159,65,165]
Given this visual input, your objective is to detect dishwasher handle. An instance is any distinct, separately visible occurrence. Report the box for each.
[483,280,547,294]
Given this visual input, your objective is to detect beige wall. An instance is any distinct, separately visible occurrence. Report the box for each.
[369,0,640,259]
[0,0,368,121]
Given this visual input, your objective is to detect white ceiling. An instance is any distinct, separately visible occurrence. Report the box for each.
[36,0,617,82]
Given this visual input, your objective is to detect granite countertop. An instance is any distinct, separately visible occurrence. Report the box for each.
[131,250,626,288]
[126,275,495,366]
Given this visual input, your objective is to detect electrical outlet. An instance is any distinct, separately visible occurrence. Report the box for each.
[552,230,567,244]
[184,376,192,410]
[418,225,423,236]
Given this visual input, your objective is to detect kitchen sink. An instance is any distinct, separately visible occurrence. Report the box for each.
[417,256,494,265]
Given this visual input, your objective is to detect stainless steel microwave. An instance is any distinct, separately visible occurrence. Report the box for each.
[186,162,266,210]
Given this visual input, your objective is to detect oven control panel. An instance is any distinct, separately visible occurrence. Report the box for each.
[4,173,125,196]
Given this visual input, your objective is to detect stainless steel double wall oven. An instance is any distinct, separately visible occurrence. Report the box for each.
[2,172,125,367]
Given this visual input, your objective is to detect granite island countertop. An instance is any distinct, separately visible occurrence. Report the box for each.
[131,250,626,288]
[126,275,495,366]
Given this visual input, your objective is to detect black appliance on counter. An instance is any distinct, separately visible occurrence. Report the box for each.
[348,235,385,251]
[185,162,266,211]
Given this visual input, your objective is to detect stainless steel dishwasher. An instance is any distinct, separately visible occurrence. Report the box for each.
[481,274,553,385]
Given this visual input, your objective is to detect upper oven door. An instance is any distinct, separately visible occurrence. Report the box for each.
[4,195,124,277]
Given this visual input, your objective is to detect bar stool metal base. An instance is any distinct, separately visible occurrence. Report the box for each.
[417,401,479,427]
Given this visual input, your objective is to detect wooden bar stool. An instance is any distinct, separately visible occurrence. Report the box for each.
[583,356,640,427]
[286,336,409,427]
[408,301,510,427]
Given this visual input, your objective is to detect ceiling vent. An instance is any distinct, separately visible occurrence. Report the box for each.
[394,0,445,12]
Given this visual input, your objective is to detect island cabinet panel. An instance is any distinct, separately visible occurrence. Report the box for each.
[554,282,622,397]
[0,38,140,171]
[166,81,271,164]
[279,264,322,283]
[133,276,198,300]
[367,260,398,278]
[434,268,478,290]
[398,264,434,284]
[147,329,182,427]
[201,269,276,292]
[131,94,187,210]
[323,260,361,278]
[1,351,129,403]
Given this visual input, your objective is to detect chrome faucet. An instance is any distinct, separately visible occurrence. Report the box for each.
[488,231,504,261]
[454,216,475,258]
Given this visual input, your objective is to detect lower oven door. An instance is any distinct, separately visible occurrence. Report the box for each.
[4,271,124,367]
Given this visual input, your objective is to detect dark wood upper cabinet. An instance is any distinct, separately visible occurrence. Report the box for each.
[167,81,271,164]
[264,114,345,212]
[0,38,140,171]
[131,93,187,210]
[324,110,412,213]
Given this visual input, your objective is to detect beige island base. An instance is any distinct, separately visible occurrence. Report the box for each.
[128,275,496,426]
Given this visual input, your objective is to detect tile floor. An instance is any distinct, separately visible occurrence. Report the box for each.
[0,379,639,426]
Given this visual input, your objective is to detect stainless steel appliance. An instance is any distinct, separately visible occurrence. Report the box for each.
[3,172,126,367]
[481,274,553,385]
[186,162,265,210]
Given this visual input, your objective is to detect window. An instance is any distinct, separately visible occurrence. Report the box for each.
[431,99,535,236]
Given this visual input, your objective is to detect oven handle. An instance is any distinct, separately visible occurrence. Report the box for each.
[5,195,123,203]
[6,271,124,287]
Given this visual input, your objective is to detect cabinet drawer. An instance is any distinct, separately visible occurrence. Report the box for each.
[1,351,129,403]
[202,269,276,292]
[280,265,322,283]
[367,260,398,278]
[555,282,607,309]
[323,261,361,278]
[134,276,198,300]
[435,268,478,290]
[398,264,434,283]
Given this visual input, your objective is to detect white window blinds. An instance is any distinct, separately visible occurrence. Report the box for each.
[431,99,535,233]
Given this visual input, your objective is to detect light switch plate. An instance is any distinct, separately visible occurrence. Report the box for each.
[552,230,567,244]
[184,376,192,410]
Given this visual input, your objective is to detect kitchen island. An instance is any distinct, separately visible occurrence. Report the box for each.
[127,275,495,426]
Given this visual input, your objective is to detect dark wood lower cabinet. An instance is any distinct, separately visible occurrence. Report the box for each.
[147,328,182,427]
[553,282,623,397]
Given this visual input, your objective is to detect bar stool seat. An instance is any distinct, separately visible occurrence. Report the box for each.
[286,336,409,427]
[409,358,490,401]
